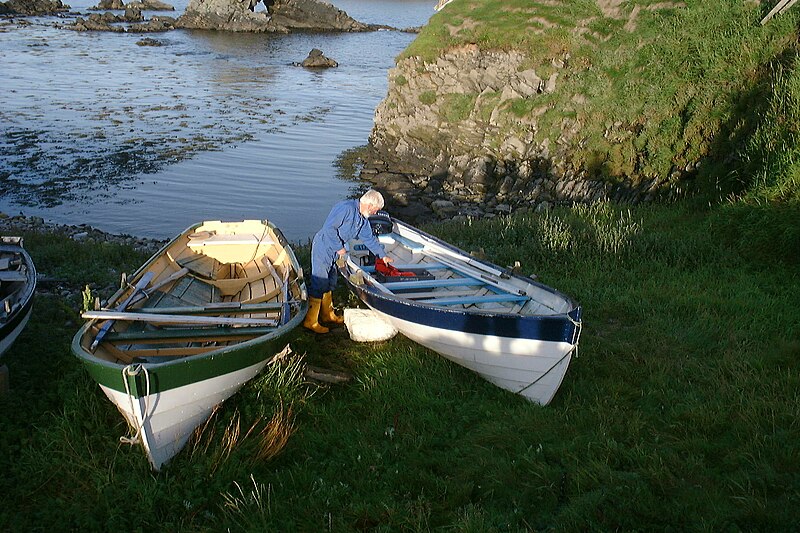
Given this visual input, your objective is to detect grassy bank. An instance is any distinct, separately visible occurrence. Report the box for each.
[404,0,800,195]
[0,196,797,530]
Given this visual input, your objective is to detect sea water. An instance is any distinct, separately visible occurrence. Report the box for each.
[0,0,433,242]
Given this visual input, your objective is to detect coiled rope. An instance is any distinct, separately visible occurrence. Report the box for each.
[120,364,152,445]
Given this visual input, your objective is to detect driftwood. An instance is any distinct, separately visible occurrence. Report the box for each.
[761,0,799,25]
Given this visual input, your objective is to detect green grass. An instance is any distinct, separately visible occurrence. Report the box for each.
[1,197,798,530]
[400,1,800,194]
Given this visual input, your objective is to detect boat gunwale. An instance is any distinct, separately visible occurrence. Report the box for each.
[0,241,37,317]
[70,220,308,376]
[341,217,581,322]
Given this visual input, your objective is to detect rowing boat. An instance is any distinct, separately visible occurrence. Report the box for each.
[339,213,582,405]
[0,237,36,358]
[71,220,307,470]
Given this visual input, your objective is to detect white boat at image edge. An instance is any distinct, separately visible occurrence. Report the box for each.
[340,213,582,405]
[72,220,307,470]
[0,237,37,358]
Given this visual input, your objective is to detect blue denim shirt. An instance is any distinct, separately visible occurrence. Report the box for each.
[313,199,386,259]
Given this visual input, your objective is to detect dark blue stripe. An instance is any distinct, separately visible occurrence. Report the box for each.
[348,282,580,344]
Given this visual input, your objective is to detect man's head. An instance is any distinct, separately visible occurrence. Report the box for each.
[359,189,384,216]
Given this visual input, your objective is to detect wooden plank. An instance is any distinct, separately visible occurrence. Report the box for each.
[362,263,447,272]
[0,271,27,282]
[102,342,136,364]
[91,272,155,351]
[780,0,800,14]
[187,233,264,247]
[242,284,282,304]
[122,345,220,358]
[176,254,219,279]
[128,267,190,307]
[83,310,278,326]
[761,0,793,24]
[423,251,526,296]
[169,275,218,306]
[418,293,530,306]
[131,301,296,315]
[381,277,483,290]
[384,232,424,251]
[105,325,276,343]
[400,289,485,300]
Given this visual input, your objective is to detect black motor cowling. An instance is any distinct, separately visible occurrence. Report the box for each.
[368,210,393,235]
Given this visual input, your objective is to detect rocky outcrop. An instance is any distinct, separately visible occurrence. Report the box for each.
[364,45,677,223]
[128,0,174,10]
[0,0,69,15]
[65,9,177,31]
[299,48,337,68]
[176,0,368,33]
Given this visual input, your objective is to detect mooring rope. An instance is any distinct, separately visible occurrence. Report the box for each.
[568,315,583,358]
[119,363,152,445]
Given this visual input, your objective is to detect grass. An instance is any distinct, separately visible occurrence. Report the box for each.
[2,1,799,530]
[399,1,800,192]
[1,196,798,530]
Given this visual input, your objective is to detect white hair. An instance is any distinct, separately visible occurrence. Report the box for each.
[360,189,385,209]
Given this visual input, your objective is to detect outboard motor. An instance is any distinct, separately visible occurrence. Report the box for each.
[368,210,393,236]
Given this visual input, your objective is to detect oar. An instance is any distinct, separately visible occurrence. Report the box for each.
[423,250,527,297]
[280,267,290,325]
[90,271,155,351]
[83,310,277,327]
[126,267,189,307]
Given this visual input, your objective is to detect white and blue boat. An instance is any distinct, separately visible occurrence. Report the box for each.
[339,213,582,405]
[0,237,36,359]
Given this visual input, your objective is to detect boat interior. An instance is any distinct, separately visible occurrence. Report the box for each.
[82,221,305,365]
[0,240,30,322]
[347,223,573,317]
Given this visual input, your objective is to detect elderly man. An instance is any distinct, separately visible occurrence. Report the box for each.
[304,189,393,334]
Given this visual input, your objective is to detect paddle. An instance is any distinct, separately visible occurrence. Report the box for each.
[90,271,155,351]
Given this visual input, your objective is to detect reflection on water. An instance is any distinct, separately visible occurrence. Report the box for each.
[0,0,433,241]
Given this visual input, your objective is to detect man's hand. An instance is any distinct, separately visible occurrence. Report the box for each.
[382,256,394,263]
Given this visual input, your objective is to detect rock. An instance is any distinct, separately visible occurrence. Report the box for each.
[0,0,69,15]
[128,0,173,10]
[93,0,125,9]
[177,0,369,33]
[136,37,163,45]
[300,48,337,68]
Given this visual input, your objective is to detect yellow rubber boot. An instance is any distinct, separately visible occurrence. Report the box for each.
[303,297,329,334]
[321,291,345,325]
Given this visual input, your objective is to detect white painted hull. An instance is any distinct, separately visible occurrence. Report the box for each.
[369,306,573,405]
[100,359,268,470]
[0,306,32,358]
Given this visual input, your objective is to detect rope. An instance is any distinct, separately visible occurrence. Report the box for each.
[567,314,583,358]
[119,364,152,446]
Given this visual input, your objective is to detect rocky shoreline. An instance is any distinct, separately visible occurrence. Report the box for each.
[0,213,167,252]
[0,213,167,301]
[360,46,688,226]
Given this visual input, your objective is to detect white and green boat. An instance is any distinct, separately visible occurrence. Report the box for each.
[72,220,307,471]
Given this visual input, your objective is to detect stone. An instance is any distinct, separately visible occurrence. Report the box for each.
[300,48,338,68]
[0,0,69,14]
[177,0,369,33]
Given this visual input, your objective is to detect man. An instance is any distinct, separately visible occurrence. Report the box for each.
[304,189,393,333]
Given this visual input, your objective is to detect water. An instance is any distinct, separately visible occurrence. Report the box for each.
[0,0,433,242]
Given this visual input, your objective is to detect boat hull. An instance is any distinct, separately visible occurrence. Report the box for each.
[341,217,582,405]
[99,356,275,470]
[0,239,37,359]
[0,304,33,359]
[71,220,306,470]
